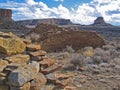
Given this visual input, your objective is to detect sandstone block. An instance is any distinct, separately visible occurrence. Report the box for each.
[5,54,30,64]
[41,63,62,74]
[8,62,39,86]
[0,32,26,55]
[26,44,41,51]
[0,59,9,72]
[30,73,47,90]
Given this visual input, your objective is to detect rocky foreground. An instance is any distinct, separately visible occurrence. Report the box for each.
[0,30,120,90]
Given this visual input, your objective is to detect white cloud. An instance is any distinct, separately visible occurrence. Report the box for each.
[25,0,36,5]
[0,0,120,25]
[54,0,64,2]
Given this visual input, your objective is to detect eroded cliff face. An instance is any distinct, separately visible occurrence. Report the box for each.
[0,9,12,18]
[0,9,12,23]
[0,9,27,30]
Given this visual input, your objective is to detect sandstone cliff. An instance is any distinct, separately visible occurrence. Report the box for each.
[0,9,26,30]
[92,17,112,26]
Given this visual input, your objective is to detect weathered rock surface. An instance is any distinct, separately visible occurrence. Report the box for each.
[0,32,26,55]
[25,23,64,42]
[0,9,12,23]
[29,50,46,57]
[41,63,62,74]
[5,54,30,64]
[10,82,30,90]
[46,72,73,82]
[30,73,47,90]
[0,9,12,18]
[8,62,39,86]
[39,59,56,69]
[41,31,105,52]
[26,44,41,51]
[0,59,9,72]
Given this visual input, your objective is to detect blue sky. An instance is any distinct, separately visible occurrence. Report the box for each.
[0,0,120,26]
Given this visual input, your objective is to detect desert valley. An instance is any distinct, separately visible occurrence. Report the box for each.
[0,8,120,90]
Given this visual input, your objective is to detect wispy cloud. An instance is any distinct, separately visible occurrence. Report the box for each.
[53,0,64,2]
[0,0,120,25]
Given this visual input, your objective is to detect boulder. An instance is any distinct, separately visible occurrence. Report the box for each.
[29,50,46,57]
[46,72,73,83]
[21,38,31,44]
[5,54,30,64]
[55,78,72,87]
[0,59,9,72]
[8,62,39,86]
[0,32,26,55]
[29,50,47,62]
[26,44,41,51]
[30,73,47,90]
[4,63,21,74]
[39,59,56,69]
[10,82,30,90]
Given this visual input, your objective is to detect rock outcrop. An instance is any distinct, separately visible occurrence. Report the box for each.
[0,9,12,18]
[0,9,26,30]
[0,9,12,23]
[0,32,68,90]
[25,24,105,52]
[25,23,64,41]
[41,30,105,52]
[8,62,39,86]
[92,17,112,26]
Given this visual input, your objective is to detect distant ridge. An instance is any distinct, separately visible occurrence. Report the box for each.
[17,18,73,27]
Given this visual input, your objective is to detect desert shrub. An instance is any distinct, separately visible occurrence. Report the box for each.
[112,58,120,65]
[70,54,84,69]
[62,64,76,71]
[65,45,75,53]
[110,49,120,58]
[54,52,70,60]
[82,46,94,57]
[83,57,93,64]
[94,48,105,56]
[26,32,40,42]
[102,44,115,51]
[92,55,102,64]
[60,52,70,59]
[94,48,111,63]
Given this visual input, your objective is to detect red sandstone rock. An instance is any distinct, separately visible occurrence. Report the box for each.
[41,63,62,74]
[39,59,56,69]
[30,73,47,90]
[0,9,12,18]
